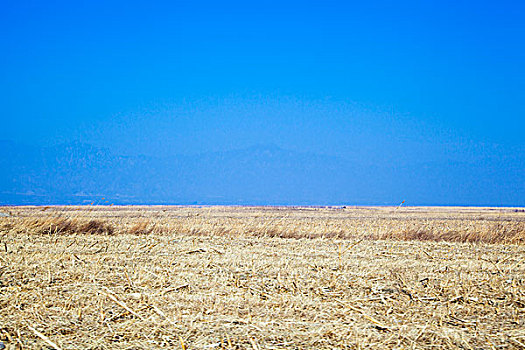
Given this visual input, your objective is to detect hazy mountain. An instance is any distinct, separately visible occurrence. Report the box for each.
[0,140,523,206]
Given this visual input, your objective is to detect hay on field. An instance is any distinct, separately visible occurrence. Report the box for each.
[0,206,524,349]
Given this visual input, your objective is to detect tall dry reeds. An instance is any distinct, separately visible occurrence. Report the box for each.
[1,205,523,244]
[3,217,114,235]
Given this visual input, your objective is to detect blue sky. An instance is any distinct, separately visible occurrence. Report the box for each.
[1,0,524,205]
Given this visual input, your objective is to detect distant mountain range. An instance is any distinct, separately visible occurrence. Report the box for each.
[1,140,523,206]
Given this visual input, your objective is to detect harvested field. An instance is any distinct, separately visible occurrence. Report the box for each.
[0,206,524,349]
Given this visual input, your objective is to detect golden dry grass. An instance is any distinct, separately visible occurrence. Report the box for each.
[0,206,524,349]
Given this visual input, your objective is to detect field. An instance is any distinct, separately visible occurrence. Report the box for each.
[0,206,524,349]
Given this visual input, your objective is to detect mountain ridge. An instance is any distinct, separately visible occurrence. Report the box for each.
[1,140,523,206]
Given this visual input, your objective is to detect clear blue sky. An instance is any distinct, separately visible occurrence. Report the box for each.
[1,0,524,205]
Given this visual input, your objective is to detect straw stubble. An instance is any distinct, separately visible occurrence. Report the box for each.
[0,206,523,349]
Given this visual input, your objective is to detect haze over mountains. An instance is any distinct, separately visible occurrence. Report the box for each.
[1,140,523,206]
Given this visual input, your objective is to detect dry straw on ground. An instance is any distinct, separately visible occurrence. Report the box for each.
[0,206,524,349]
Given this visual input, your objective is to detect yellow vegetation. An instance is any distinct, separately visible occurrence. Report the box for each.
[0,206,524,349]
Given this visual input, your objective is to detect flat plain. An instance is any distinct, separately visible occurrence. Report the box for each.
[0,206,524,349]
